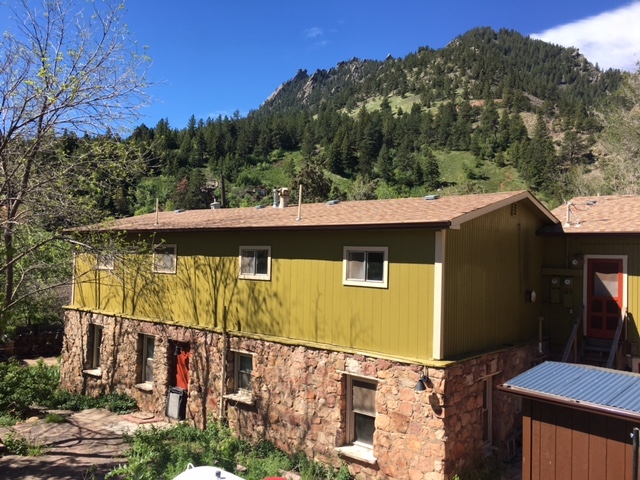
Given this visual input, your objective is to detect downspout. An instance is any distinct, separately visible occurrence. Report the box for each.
[219,305,228,421]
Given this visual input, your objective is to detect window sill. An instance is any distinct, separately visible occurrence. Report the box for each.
[82,368,102,378]
[239,275,271,281]
[335,445,377,464]
[135,382,153,392]
[342,279,388,289]
[223,392,255,406]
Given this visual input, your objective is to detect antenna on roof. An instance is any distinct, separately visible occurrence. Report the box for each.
[154,198,159,226]
[296,184,303,221]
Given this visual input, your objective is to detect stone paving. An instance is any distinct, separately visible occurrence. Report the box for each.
[0,408,168,480]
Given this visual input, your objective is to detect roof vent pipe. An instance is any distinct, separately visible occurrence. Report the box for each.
[278,187,290,208]
[272,189,278,208]
[564,201,571,227]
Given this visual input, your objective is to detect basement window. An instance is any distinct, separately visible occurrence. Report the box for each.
[336,374,378,464]
[239,246,271,280]
[224,352,254,405]
[83,324,103,377]
[343,247,388,288]
[135,335,155,391]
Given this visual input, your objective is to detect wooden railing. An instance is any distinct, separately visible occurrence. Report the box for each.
[606,314,626,369]
[561,306,584,363]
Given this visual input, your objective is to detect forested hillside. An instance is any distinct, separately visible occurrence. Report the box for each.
[64,28,629,218]
[4,20,639,332]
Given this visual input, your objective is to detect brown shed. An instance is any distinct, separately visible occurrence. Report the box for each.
[499,361,640,480]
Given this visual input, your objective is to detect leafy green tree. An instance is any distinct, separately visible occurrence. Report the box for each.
[293,162,331,203]
[0,0,150,333]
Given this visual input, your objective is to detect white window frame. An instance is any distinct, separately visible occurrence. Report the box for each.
[234,352,253,394]
[342,246,388,288]
[153,244,177,274]
[239,246,271,280]
[95,253,115,271]
[90,324,103,370]
[141,335,155,386]
[347,375,377,449]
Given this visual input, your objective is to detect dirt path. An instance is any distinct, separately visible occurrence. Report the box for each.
[0,408,168,480]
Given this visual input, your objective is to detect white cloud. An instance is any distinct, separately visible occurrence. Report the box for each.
[531,2,640,71]
[304,27,323,39]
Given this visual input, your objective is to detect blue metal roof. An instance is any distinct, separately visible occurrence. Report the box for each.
[500,361,640,419]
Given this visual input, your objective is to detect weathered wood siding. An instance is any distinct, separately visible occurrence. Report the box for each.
[73,229,436,362]
[442,201,546,357]
[522,399,638,480]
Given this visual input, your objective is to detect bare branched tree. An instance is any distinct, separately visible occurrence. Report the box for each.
[0,0,151,332]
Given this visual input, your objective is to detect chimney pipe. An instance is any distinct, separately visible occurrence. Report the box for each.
[278,187,290,208]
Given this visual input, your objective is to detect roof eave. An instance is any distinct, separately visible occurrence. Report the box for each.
[497,384,640,423]
[450,191,559,229]
[75,221,454,235]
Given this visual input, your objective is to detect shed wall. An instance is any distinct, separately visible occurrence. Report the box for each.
[522,399,639,480]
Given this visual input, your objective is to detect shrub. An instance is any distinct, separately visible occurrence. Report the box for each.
[0,359,59,416]
[3,432,46,456]
[109,420,352,480]
[0,360,138,420]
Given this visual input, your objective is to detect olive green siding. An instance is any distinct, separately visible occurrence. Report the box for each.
[73,229,436,362]
[541,235,640,348]
[442,201,546,358]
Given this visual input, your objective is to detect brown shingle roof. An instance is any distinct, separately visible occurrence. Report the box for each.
[80,191,556,233]
[545,195,640,234]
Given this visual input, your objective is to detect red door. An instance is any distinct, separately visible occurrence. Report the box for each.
[586,258,624,339]
[174,342,191,390]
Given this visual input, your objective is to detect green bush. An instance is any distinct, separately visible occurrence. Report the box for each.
[109,420,352,480]
[3,432,46,456]
[0,359,59,416]
[0,360,138,421]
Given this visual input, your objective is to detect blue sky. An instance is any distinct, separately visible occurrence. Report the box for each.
[6,1,640,129]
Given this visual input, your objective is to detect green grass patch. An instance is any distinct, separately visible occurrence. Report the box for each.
[3,432,47,456]
[44,413,67,423]
[435,150,526,194]
[107,421,351,480]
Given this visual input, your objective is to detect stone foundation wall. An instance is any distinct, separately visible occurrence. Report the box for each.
[61,309,539,480]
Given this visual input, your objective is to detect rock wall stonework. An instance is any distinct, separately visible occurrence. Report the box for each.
[61,308,539,480]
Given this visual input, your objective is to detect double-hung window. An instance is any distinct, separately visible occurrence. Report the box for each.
[153,244,177,274]
[239,246,271,280]
[235,352,253,394]
[337,374,378,463]
[348,376,377,448]
[141,335,155,385]
[89,324,103,372]
[96,254,114,271]
[343,247,388,288]
[224,352,254,405]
